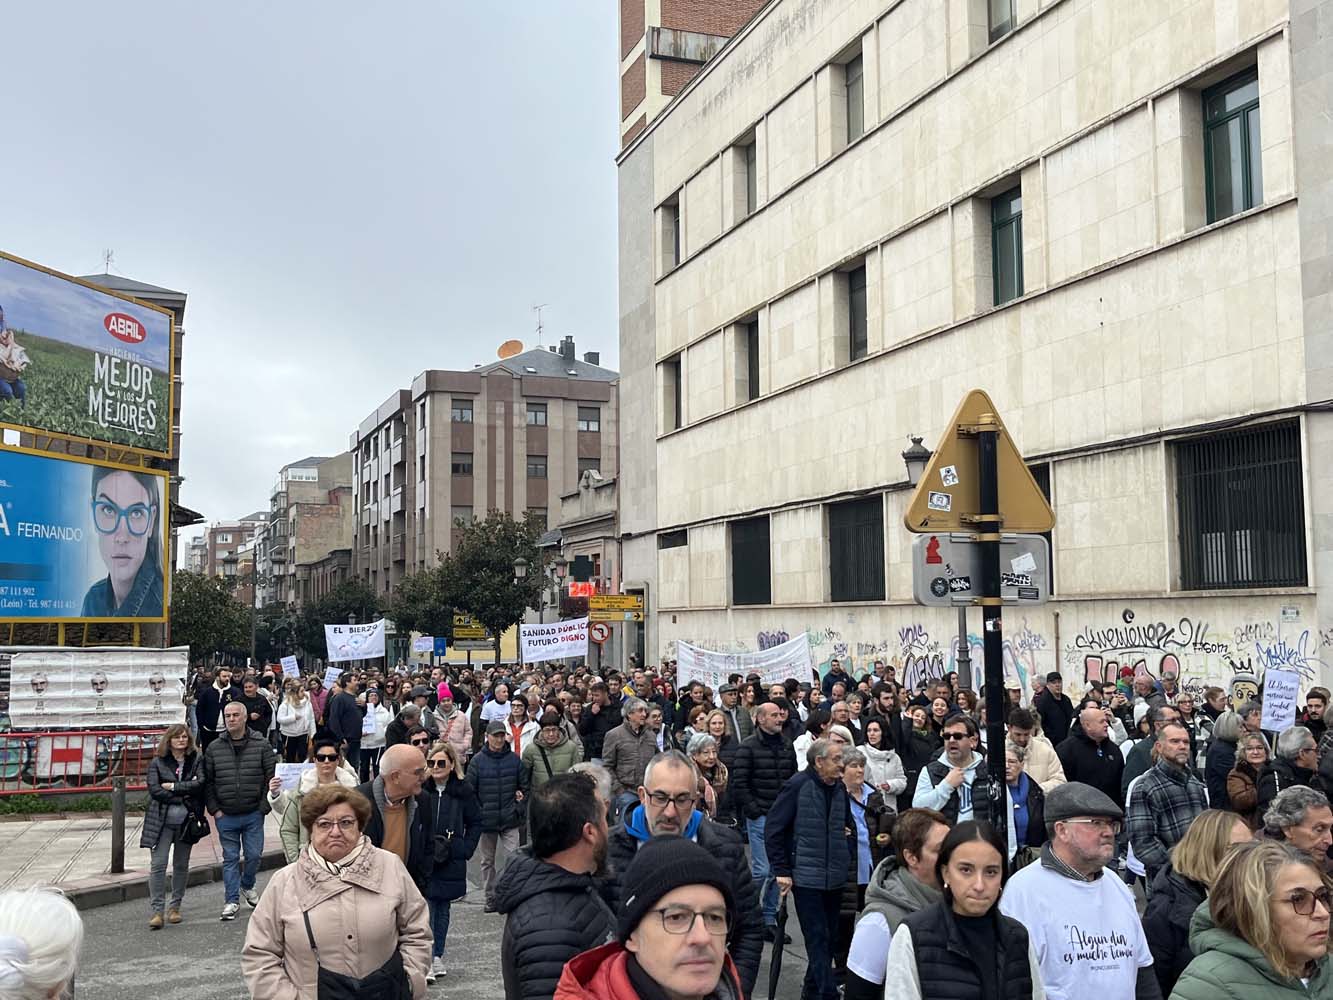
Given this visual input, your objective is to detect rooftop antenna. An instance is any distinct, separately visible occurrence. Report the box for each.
[101,249,115,274]
[533,303,548,346]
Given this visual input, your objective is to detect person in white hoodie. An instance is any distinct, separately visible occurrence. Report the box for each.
[275,680,316,763]
[359,687,393,781]
[861,718,908,802]
[276,734,359,862]
[912,715,1017,858]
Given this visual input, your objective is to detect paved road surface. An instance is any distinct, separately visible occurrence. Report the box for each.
[73,862,812,999]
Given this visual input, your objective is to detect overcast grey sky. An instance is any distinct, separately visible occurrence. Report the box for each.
[3,3,618,552]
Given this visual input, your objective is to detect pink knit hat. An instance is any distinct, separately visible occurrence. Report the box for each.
[438,682,453,701]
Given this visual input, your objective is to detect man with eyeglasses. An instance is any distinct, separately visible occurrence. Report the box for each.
[1263,784,1333,872]
[1001,782,1159,1000]
[355,742,431,891]
[556,835,742,1000]
[603,751,763,998]
[764,737,855,1000]
[1257,724,1323,814]
[1126,722,1207,884]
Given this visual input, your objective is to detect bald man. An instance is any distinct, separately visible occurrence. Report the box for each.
[1055,706,1126,809]
[357,743,430,886]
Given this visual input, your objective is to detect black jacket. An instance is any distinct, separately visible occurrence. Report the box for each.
[731,729,797,820]
[140,752,205,849]
[1055,727,1125,809]
[420,775,482,902]
[204,731,277,816]
[1034,689,1075,743]
[326,690,364,744]
[603,811,764,998]
[238,693,272,736]
[1009,775,1047,849]
[495,851,616,1000]
[466,744,527,832]
[1204,736,1236,811]
[1257,756,1324,814]
[765,769,855,891]
[901,900,1034,1000]
[195,682,242,732]
[1141,865,1206,997]
[578,701,621,761]
[355,778,431,889]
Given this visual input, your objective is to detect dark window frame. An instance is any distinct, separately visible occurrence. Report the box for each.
[450,398,473,423]
[526,402,548,426]
[744,320,761,402]
[450,452,473,476]
[731,516,772,606]
[992,186,1024,306]
[527,454,548,479]
[846,54,865,142]
[1176,421,1306,590]
[577,406,601,433]
[989,0,1015,42]
[659,529,688,549]
[1203,68,1262,224]
[744,142,757,216]
[848,265,868,361]
[829,496,885,602]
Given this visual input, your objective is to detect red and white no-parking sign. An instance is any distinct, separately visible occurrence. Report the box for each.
[589,621,611,644]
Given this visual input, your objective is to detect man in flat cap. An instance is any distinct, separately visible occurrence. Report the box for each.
[1001,782,1161,1000]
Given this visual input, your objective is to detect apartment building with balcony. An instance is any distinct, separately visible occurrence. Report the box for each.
[260,454,355,606]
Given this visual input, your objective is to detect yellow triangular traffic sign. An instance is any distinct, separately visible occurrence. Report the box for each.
[903,389,1055,534]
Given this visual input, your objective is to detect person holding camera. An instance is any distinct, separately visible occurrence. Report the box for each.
[420,742,481,983]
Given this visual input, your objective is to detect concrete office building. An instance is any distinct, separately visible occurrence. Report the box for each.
[617,0,1333,694]
[351,337,619,599]
[261,454,354,606]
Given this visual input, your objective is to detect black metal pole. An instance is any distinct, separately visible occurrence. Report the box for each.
[977,416,1008,851]
[110,776,126,874]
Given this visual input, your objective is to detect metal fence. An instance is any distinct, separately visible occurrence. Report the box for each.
[0,728,166,796]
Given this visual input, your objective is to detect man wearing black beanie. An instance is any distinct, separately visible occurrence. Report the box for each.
[554,836,744,1000]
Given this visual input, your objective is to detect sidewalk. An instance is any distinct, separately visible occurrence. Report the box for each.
[0,811,284,909]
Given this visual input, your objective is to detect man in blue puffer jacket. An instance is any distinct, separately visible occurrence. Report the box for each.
[765,737,855,1000]
[467,720,529,911]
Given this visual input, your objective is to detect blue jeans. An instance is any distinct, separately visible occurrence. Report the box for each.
[0,378,25,404]
[746,815,779,926]
[215,810,264,904]
[793,887,842,1000]
[428,898,452,959]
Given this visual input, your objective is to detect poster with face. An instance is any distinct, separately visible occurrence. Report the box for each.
[5,647,187,728]
[0,449,168,622]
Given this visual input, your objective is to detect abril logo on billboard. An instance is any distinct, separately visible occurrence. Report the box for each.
[104,313,146,345]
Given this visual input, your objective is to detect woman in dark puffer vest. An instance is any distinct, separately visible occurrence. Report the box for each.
[885,820,1044,1000]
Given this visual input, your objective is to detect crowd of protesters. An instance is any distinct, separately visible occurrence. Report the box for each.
[136,655,1333,1000]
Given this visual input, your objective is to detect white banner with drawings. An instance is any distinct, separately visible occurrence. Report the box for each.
[676,634,813,693]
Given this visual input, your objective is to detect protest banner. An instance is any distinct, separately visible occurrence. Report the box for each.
[324,619,386,662]
[411,636,434,654]
[280,655,300,679]
[1261,669,1301,732]
[275,763,313,791]
[520,617,589,665]
[321,666,342,690]
[676,633,813,693]
[6,646,188,729]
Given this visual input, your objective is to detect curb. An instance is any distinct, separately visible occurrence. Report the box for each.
[64,849,287,912]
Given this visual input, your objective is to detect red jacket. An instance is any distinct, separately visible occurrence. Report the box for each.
[554,942,742,1000]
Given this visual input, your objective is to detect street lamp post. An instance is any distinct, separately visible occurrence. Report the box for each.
[903,434,972,690]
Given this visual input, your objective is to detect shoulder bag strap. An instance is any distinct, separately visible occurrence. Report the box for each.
[537,746,554,779]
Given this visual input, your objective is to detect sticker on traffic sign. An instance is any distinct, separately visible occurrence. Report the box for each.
[930,577,949,598]
[1017,587,1040,601]
[1001,572,1032,588]
[589,622,610,644]
[940,465,959,487]
[927,491,952,512]
[925,537,943,564]
[948,576,971,593]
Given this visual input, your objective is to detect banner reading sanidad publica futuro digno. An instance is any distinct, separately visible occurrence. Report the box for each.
[0,448,170,623]
[0,251,175,456]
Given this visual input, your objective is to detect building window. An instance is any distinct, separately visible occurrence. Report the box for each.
[659,529,688,549]
[992,186,1023,306]
[731,516,771,605]
[744,141,757,216]
[660,193,682,271]
[989,0,1015,42]
[1028,463,1055,594]
[829,497,885,602]
[1204,69,1262,224]
[743,319,760,402]
[528,508,548,530]
[451,398,473,423]
[451,505,473,527]
[578,457,600,476]
[451,452,473,475]
[527,402,548,426]
[662,355,683,431]
[846,54,864,143]
[848,265,868,361]
[1176,421,1305,589]
[527,455,548,479]
[577,407,601,432]
[418,400,425,425]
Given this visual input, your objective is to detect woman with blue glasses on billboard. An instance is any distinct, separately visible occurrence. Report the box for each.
[82,466,164,617]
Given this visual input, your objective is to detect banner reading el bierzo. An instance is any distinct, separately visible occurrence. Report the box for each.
[0,449,169,622]
[0,253,173,455]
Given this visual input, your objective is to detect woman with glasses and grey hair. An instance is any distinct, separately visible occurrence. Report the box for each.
[687,732,731,825]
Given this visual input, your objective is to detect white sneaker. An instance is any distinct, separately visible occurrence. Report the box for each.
[241,888,259,908]
[220,903,239,921]
[432,957,447,978]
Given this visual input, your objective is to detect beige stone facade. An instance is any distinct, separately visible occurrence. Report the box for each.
[617,0,1333,696]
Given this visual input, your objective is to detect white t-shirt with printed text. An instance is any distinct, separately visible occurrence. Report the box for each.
[999,860,1152,1000]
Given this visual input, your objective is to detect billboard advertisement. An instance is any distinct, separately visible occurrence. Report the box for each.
[4,647,188,729]
[0,447,169,622]
[0,251,175,456]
